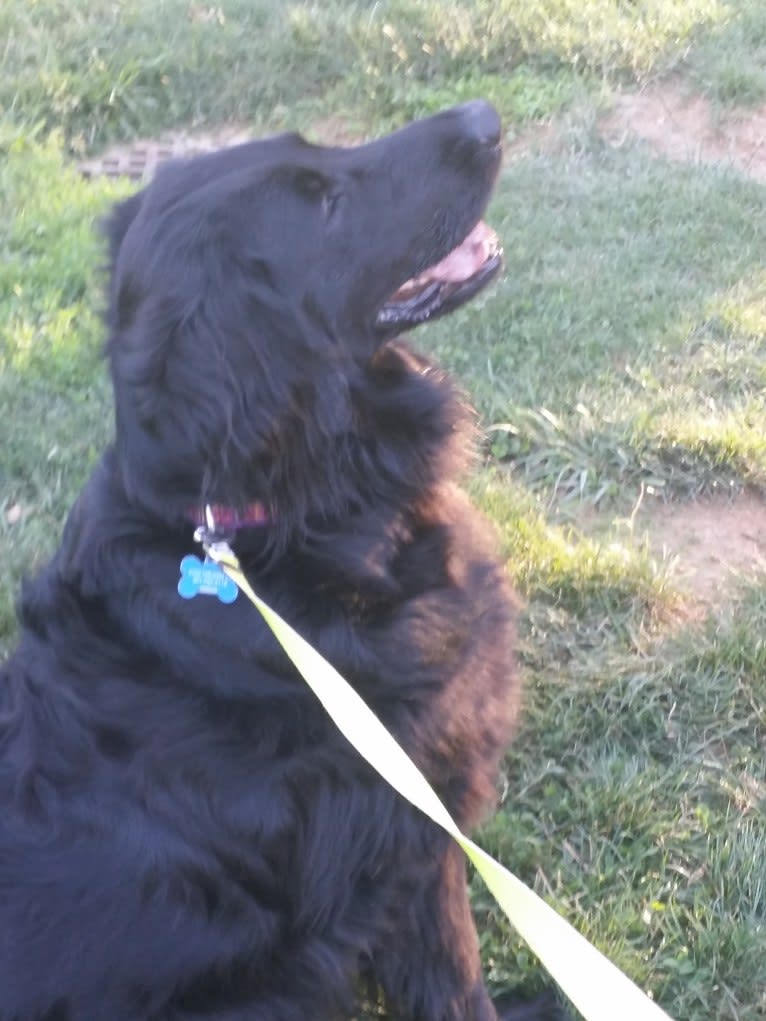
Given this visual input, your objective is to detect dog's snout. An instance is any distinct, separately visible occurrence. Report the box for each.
[454,100,502,150]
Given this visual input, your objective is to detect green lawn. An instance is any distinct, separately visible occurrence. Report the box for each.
[2,3,766,1019]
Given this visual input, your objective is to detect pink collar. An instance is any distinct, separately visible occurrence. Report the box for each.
[188,502,271,532]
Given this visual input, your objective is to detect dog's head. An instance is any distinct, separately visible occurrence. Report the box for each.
[104,102,503,542]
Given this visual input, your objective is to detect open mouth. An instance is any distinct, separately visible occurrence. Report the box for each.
[376,221,503,332]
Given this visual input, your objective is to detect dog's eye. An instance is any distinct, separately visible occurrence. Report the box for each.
[293,169,329,200]
[290,169,342,220]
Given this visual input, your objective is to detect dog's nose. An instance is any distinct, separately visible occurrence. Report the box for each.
[454,100,502,149]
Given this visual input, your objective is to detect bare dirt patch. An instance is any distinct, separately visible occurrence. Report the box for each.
[601,79,766,182]
[306,116,366,147]
[79,79,766,185]
[640,491,766,604]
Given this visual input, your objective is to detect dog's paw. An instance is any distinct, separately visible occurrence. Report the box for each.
[493,989,573,1021]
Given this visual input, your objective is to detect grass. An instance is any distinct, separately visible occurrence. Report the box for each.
[3,2,766,1019]
[424,144,766,505]
[480,586,766,1018]
[0,0,742,152]
[685,0,766,104]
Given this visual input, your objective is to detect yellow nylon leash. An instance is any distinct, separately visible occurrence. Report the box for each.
[202,535,674,1021]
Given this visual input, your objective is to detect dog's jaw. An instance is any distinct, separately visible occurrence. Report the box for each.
[375,220,503,333]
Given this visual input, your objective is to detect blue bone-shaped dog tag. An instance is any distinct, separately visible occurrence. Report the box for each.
[177,555,238,604]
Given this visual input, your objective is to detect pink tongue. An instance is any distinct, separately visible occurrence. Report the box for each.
[425,221,497,282]
[395,221,498,297]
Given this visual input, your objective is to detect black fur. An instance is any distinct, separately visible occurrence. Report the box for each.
[0,103,564,1021]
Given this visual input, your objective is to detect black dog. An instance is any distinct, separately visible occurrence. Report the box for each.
[1,102,561,1020]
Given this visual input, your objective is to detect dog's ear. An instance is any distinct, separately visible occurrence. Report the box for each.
[102,191,144,268]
